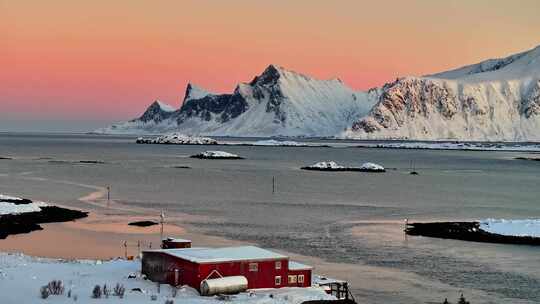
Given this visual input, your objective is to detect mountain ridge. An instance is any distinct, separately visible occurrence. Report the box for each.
[96,64,378,137]
[96,45,540,141]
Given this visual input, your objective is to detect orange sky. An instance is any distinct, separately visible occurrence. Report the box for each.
[1,0,540,130]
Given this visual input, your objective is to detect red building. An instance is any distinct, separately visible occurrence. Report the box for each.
[142,246,312,291]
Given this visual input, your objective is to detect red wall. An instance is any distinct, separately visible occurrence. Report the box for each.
[142,253,312,291]
[198,259,289,289]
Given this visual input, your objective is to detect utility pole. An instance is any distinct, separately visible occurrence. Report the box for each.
[159,210,165,243]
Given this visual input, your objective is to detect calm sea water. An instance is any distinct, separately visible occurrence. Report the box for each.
[0,133,539,303]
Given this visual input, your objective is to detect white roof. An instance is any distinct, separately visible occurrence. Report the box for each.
[288,261,313,270]
[163,238,191,243]
[145,246,288,264]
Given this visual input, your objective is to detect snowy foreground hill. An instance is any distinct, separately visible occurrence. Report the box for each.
[96,65,378,137]
[0,253,333,304]
[98,45,540,141]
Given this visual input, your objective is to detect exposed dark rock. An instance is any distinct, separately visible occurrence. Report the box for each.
[0,198,33,205]
[128,220,158,227]
[0,206,88,239]
[405,222,540,246]
[515,156,540,161]
[137,101,176,123]
[78,160,106,164]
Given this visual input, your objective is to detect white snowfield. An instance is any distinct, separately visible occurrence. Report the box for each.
[0,253,334,304]
[137,133,218,145]
[480,219,540,238]
[0,194,48,215]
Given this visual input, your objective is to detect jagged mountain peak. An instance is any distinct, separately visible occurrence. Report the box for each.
[133,99,176,124]
[149,100,176,112]
[249,64,340,87]
[250,64,287,86]
[184,83,213,102]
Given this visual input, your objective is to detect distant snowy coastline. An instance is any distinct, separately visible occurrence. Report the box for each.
[354,141,540,152]
[127,132,540,152]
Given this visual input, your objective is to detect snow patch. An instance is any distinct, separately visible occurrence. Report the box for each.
[191,151,242,159]
[156,100,176,112]
[307,161,345,170]
[359,162,385,172]
[0,195,48,215]
[480,219,540,238]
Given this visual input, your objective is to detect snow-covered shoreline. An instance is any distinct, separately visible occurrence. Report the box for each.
[480,219,540,238]
[0,194,48,215]
[0,252,335,304]
[406,219,540,245]
[0,194,88,239]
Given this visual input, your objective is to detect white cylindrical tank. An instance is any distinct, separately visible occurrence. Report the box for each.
[200,276,248,296]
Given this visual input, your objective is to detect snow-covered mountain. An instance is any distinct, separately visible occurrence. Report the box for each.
[344,45,540,141]
[96,65,378,137]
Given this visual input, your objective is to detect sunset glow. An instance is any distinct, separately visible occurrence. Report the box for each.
[2,0,540,128]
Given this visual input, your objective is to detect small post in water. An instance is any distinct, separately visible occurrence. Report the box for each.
[106,186,111,207]
[159,210,165,242]
[272,176,275,194]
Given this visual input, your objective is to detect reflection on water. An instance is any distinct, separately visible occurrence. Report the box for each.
[0,133,539,304]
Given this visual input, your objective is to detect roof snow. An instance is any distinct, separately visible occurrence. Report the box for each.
[145,246,289,264]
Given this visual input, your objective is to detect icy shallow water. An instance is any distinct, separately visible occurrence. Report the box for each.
[0,133,539,303]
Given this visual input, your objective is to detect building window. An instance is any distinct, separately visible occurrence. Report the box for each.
[298,275,305,284]
[249,262,258,272]
[275,276,282,286]
[275,261,281,270]
[288,275,297,284]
